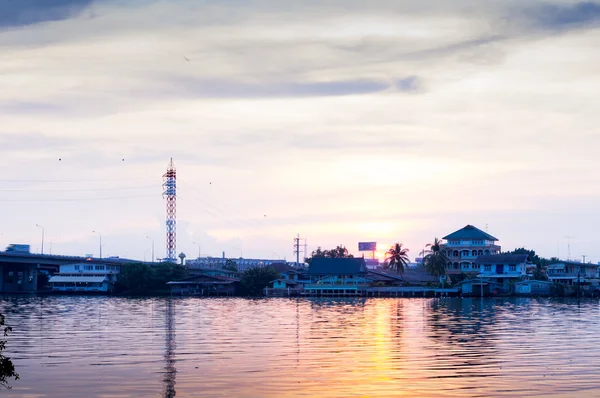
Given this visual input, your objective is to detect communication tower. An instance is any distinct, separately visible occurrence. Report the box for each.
[163,158,177,261]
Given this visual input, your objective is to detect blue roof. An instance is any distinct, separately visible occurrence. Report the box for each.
[308,258,366,275]
[474,254,529,264]
[443,225,498,241]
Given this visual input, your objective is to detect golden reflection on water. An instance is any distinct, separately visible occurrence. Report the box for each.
[1,296,599,397]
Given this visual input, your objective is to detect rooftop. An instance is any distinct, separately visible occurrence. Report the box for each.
[474,254,530,264]
[443,225,498,242]
[308,257,366,275]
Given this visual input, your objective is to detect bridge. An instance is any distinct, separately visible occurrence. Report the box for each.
[0,252,145,294]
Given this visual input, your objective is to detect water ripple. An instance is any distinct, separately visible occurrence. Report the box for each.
[1,296,599,397]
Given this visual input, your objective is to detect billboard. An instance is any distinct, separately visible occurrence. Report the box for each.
[358,242,377,251]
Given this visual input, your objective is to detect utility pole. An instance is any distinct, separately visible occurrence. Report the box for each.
[293,234,303,268]
[582,254,587,263]
[36,224,45,255]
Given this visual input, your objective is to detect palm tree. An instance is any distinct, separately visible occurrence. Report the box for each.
[386,243,410,274]
[424,238,447,279]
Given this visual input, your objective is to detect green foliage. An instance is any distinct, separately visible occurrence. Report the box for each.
[0,313,19,389]
[424,237,447,278]
[385,243,410,275]
[305,245,353,265]
[239,266,279,296]
[223,259,238,272]
[115,262,188,295]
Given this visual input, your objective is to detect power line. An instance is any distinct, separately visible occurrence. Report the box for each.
[178,179,266,228]
[0,185,157,192]
[178,193,265,234]
[0,194,155,202]
[0,177,158,183]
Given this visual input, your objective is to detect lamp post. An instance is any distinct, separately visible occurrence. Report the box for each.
[146,236,154,263]
[36,224,45,255]
[234,247,242,258]
[193,241,201,259]
[92,230,102,258]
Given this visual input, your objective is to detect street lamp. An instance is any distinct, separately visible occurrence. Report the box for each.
[146,236,154,263]
[233,247,242,258]
[92,230,102,258]
[36,224,45,255]
[193,241,201,259]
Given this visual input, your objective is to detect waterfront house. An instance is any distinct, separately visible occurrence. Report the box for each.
[547,261,600,286]
[166,274,239,296]
[304,257,369,295]
[48,262,120,293]
[366,269,404,285]
[514,280,553,296]
[475,254,529,292]
[440,225,501,275]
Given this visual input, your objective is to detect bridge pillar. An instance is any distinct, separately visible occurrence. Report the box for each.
[0,263,37,293]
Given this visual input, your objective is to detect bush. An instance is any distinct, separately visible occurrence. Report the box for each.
[239,267,279,296]
[0,313,19,389]
[115,262,187,295]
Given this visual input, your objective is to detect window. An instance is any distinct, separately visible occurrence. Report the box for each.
[484,265,491,272]
[75,265,80,270]
[95,265,105,271]
[509,265,517,272]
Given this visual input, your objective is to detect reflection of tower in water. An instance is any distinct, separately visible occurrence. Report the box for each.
[163,299,177,398]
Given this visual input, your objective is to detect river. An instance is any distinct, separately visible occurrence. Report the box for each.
[1,296,599,397]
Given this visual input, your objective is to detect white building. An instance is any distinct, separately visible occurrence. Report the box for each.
[547,261,600,285]
[475,254,530,292]
[185,257,284,271]
[440,225,501,275]
[48,263,120,293]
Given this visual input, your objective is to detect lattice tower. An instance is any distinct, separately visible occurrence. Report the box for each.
[162,158,177,261]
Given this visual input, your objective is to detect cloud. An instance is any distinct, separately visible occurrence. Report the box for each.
[526,1,600,31]
[0,101,66,114]
[161,76,420,99]
[0,0,96,28]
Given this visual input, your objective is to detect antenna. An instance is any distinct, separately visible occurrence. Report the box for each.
[565,235,574,261]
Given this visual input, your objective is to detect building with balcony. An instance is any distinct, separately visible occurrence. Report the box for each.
[475,254,530,292]
[547,261,600,285]
[441,225,501,274]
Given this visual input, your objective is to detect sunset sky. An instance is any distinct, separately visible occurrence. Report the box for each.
[1,0,600,262]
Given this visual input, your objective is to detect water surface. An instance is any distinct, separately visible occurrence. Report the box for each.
[1,296,599,397]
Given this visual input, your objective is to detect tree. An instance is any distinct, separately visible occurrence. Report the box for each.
[239,266,279,296]
[385,243,410,274]
[0,313,19,389]
[115,262,187,295]
[304,245,353,265]
[223,259,238,272]
[424,238,447,279]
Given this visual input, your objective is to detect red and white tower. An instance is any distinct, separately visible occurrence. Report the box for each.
[162,158,177,261]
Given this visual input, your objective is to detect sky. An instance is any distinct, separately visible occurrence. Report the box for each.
[1,0,600,263]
